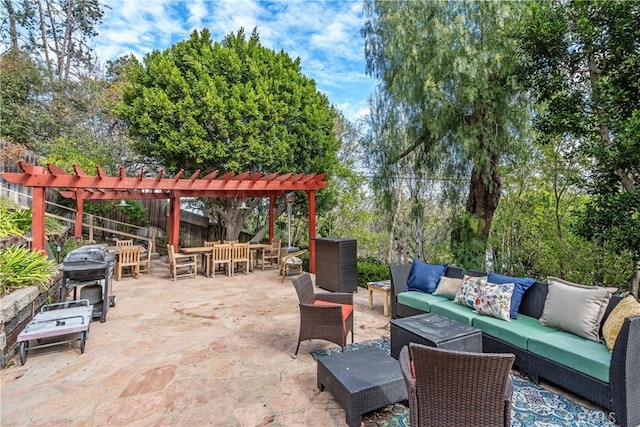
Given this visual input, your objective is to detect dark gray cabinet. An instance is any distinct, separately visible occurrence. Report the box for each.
[314,238,357,292]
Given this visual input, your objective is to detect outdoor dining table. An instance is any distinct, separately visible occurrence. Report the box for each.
[107,245,147,256]
[179,246,213,273]
[181,243,272,272]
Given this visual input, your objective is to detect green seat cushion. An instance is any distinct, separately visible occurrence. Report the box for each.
[528,331,611,383]
[472,314,558,350]
[430,300,481,325]
[397,291,449,313]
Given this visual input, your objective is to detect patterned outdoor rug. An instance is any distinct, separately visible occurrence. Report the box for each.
[312,339,615,427]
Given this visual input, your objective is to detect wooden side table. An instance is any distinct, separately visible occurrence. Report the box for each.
[367,280,391,317]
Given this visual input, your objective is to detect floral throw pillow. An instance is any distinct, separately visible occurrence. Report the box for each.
[475,281,515,321]
[453,275,486,309]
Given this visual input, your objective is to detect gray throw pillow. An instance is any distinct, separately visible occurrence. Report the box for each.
[540,277,617,342]
[433,276,463,299]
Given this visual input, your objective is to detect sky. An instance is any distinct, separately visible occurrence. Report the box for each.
[94,0,376,121]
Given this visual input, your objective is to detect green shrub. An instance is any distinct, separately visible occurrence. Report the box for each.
[0,245,57,295]
[357,257,390,288]
[0,207,23,237]
[0,198,64,238]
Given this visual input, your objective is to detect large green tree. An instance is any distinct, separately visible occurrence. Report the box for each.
[518,0,640,296]
[117,28,339,239]
[362,0,529,268]
[0,50,52,150]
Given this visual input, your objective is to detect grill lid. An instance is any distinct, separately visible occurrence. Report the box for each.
[62,244,115,270]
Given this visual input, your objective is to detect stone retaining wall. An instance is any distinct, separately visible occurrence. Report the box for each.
[0,272,62,367]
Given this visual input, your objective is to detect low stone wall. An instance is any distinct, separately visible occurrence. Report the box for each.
[0,271,62,367]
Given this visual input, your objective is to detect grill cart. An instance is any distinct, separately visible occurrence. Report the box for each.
[60,244,116,322]
[16,299,93,365]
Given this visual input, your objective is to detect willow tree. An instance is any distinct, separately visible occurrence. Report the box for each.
[117,28,339,240]
[362,1,529,268]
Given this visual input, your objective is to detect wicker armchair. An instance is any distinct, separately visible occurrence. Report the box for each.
[281,249,307,282]
[292,273,354,355]
[399,343,514,427]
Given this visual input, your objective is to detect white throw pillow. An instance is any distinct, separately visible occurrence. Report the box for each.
[540,277,617,342]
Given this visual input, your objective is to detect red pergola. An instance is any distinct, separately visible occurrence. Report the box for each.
[1,161,328,272]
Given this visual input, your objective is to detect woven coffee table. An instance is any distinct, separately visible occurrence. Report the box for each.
[390,312,482,359]
[316,346,407,427]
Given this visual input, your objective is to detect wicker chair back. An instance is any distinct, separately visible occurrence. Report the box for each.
[292,272,315,305]
[399,343,515,427]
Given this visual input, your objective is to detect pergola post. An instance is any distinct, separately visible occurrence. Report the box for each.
[307,190,316,274]
[74,191,84,239]
[31,185,46,252]
[268,195,275,244]
[168,195,181,250]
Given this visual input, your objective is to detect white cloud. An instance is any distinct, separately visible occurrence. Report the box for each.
[186,0,208,30]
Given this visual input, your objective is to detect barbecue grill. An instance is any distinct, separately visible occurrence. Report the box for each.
[60,244,116,322]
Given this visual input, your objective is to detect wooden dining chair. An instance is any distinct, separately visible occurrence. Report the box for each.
[261,239,282,271]
[231,242,250,276]
[203,240,217,275]
[116,245,141,280]
[116,239,134,247]
[139,241,153,274]
[166,244,197,281]
[208,243,232,278]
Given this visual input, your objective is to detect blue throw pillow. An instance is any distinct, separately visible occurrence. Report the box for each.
[405,261,446,294]
[488,272,536,319]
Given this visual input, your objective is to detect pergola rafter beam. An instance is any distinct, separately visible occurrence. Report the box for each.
[58,189,284,200]
[203,170,219,180]
[48,164,71,176]
[73,165,88,177]
[3,175,327,191]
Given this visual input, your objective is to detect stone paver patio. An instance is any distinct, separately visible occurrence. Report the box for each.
[1,261,390,426]
[1,259,600,426]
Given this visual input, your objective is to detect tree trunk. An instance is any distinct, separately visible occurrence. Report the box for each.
[451,153,501,269]
[61,0,74,81]
[387,187,403,264]
[4,0,18,51]
[44,0,59,81]
[469,157,501,236]
[36,0,53,80]
[249,206,286,243]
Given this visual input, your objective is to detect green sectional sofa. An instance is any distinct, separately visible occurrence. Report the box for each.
[389,264,640,427]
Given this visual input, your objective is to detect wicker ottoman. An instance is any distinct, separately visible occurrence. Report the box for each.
[390,313,482,359]
[316,347,407,427]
